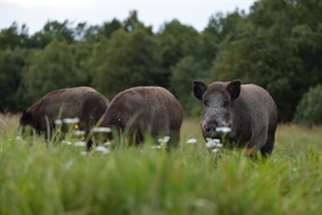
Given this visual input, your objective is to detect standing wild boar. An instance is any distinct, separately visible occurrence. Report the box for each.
[193,80,278,156]
[20,87,108,138]
[99,86,183,146]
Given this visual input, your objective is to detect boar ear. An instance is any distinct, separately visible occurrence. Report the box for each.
[193,80,207,100]
[227,80,241,100]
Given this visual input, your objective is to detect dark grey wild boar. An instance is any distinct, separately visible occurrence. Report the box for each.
[193,80,278,156]
[99,86,183,146]
[20,87,108,139]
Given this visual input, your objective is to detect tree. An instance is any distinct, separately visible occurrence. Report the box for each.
[196,12,246,73]
[123,10,150,33]
[83,19,122,42]
[98,19,122,38]
[30,20,74,48]
[170,56,206,114]
[158,20,200,69]
[0,49,27,111]
[0,22,30,50]
[70,41,94,85]
[294,85,322,126]
[22,40,87,103]
[198,16,221,68]
[210,23,304,120]
[92,28,165,98]
[210,0,322,120]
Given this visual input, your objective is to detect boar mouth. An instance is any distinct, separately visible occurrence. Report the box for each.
[204,133,234,145]
[205,127,232,138]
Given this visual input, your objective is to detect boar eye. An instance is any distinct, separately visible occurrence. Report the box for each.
[203,99,209,106]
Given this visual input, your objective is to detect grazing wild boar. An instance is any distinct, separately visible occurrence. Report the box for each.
[193,80,278,156]
[20,87,108,139]
[99,86,183,146]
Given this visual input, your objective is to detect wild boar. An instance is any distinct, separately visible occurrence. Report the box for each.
[193,80,278,156]
[20,86,108,140]
[99,86,183,147]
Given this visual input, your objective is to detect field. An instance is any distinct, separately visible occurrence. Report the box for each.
[0,114,322,215]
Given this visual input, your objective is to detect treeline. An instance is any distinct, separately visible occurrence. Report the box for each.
[1,0,322,123]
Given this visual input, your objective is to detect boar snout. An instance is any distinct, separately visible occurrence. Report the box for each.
[202,121,217,135]
[202,120,232,139]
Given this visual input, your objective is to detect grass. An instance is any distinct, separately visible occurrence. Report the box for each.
[0,114,322,215]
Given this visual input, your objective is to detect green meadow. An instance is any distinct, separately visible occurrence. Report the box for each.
[0,114,321,215]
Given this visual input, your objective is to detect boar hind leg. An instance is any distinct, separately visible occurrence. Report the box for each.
[162,130,180,152]
[260,135,274,156]
[169,131,180,147]
[260,128,276,156]
[246,126,268,157]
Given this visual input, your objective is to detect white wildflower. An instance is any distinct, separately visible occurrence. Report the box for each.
[186,138,197,144]
[16,135,23,141]
[206,138,222,149]
[163,136,170,143]
[95,146,110,154]
[103,141,112,146]
[74,130,85,136]
[158,136,170,144]
[92,127,112,133]
[63,118,80,124]
[80,151,88,156]
[212,148,220,153]
[152,145,161,150]
[16,135,26,144]
[54,119,62,125]
[73,141,86,147]
[62,140,72,145]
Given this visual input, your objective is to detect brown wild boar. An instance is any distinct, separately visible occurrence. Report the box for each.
[193,80,278,156]
[20,87,108,140]
[99,86,183,146]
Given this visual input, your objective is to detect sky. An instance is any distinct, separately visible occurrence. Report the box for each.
[0,0,256,33]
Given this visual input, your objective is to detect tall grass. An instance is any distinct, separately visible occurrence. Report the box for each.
[0,114,321,215]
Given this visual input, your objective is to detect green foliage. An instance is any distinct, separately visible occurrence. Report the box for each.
[1,116,322,214]
[30,20,75,48]
[170,56,205,115]
[198,16,222,67]
[294,85,322,126]
[159,20,200,70]
[22,40,87,102]
[70,41,94,84]
[0,49,27,111]
[1,2,322,122]
[123,10,149,33]
[96,19,122,39]
[211,21,304,120]
[92,28,165,98]
[0,23,30,49]
[211,0,322,120]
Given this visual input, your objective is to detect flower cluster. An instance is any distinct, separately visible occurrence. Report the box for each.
[152,136,170,150]
[18,119,233,156]
[54,118,112,155]
[206,138,223,153]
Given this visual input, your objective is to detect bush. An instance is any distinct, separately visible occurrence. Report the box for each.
[0,48,27,111]
[92,28,165,98]
[170,56,206,115]
[294,85,322,126]
[22,40,87,103]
